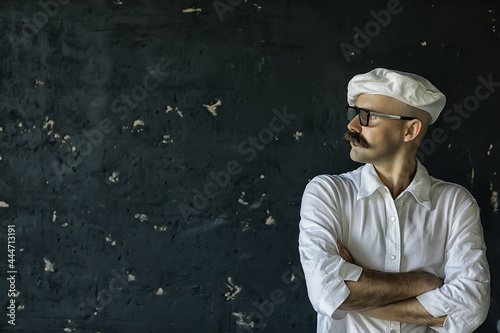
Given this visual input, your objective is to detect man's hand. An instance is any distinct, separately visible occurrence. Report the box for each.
[337,240,353,264]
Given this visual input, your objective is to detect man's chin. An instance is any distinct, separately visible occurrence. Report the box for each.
[349,146,368,163]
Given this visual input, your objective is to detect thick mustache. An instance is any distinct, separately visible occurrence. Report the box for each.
[344,131,369,148]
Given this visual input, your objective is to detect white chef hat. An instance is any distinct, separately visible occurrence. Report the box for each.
[347,68,446,124]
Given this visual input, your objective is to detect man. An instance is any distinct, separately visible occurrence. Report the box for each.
[298,68,490,332]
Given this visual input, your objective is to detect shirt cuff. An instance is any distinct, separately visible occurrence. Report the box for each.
[416,289,449,318]
[323,262,363,319]
[417,290,450,332]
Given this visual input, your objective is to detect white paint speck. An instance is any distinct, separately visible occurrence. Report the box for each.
[225,277,242,300]
[127,274,136,282]
[43,257,55,272]
[265,215,275,225]
[134,213,148,222]
[487,144,493,155]
[165,105,173,113]
[105,235,116,246]
[0,201,9,208]
[491,191,498,212]
[154,225,168,232]
[155,287,164,295]
[61,222,68,227]
[108,171,119,183]
[232,312,255,328]
[294,131,303,140]
[238,192,248,205]
[203,99,222,116]
[35,78,44,88]
[42,117,55,135]
[161,134,174,144]
[52,211,57,222]
[241,221,250,232]
[421,41,427,46]
[63,328,72,333]
[17,305,24,310]
[182,8,202,13]
[132,119,145,132]
[265,209,275,225]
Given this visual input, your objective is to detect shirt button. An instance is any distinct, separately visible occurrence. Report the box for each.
[390,255,396,260]
[390,216,396,222]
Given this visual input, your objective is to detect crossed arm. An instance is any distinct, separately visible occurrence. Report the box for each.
[337,240,447,327]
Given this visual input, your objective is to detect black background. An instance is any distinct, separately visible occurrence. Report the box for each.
[0,0,499,332]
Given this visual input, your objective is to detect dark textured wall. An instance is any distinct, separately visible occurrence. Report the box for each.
[0,0,499,332]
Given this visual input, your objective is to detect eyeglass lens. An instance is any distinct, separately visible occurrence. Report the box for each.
[347,108,368,126]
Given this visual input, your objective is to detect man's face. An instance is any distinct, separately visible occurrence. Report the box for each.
[345,94,408,165]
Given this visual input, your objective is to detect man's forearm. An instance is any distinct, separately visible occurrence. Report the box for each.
[359,297,447,327]
[338,269,443,311]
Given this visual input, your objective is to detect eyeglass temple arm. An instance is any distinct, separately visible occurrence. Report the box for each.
[370,112,416,120]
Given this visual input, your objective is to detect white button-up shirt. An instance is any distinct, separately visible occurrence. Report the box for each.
[299,159,490,333]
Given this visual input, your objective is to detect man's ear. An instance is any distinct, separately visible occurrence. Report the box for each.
[403,119,423,143]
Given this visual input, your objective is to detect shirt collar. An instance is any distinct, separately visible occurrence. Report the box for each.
[357,158,432,210]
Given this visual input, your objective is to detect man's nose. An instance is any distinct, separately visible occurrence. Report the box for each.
[347,115,362,132]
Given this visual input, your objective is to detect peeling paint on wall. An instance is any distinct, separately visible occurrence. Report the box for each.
[160,134,174,144]
[182,8,202,13]
[132,119,145,133]
[238,192,248,205]
[43,257,54,272]
[105,235,116,246]
[225,277,241,300]
[165,105,183,117]
[108,171,119,183]
[491,191,498,212]
[42,117,55,135]
[134,213,148,222]
[232,312,255,329]
[265,210,275,225]
[34,78,44,88]
[293,131,303,140]
[203,99,222,116]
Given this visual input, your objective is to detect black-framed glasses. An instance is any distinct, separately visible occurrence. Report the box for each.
[345,106,418,127]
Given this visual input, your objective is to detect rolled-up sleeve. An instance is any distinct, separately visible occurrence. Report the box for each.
[416,197,490,333]
[298,177,363,318]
